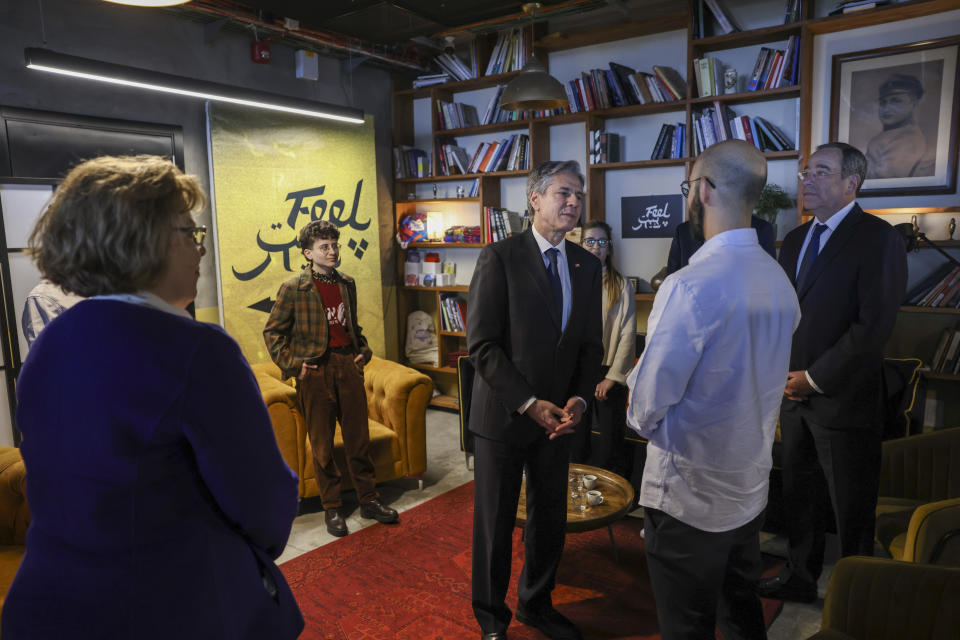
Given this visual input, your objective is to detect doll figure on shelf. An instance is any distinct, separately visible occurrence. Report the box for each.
[398,212,428,243]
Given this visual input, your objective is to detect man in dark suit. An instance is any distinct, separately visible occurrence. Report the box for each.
[667,215,776,274]
[758,142,907,602]
[467,160,603,640]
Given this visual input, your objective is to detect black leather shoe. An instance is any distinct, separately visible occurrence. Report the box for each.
[480,632,507,640]
[324,509,348,537]
[360,499,399,523]
[756,573,817,603]
[515,604,582,640]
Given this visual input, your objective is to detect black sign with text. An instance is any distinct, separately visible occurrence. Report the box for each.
[621,194,683,238]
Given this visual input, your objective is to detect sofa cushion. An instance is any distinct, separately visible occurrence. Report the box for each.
[300,420,401,497]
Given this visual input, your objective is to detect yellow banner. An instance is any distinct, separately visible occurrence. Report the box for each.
[207,104,383,364]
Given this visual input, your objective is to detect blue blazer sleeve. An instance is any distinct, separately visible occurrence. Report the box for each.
[183,326,300,559]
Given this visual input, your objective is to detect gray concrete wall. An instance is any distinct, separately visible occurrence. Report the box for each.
[0,0,400,358]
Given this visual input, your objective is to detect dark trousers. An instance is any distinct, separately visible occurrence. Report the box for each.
[472,433,571,633]
[779,409,880,584]
[296,350,377,509]
[644,508,767,640]
[572,366,629,476]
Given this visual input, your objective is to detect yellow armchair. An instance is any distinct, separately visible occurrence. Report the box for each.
[807,557,960,640]
[0,447,29,616]
[875,427,960,563]
[251,357,433,499]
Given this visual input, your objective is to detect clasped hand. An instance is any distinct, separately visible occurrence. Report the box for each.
[527,398,583,440]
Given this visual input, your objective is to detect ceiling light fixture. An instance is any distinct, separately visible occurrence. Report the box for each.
[25,47,365,124]
[499,3,569,113]
[102,0,193,6]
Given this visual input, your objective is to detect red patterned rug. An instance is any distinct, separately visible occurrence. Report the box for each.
[281,482,783,639]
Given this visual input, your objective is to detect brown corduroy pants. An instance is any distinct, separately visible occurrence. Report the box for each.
[296,350,378,508]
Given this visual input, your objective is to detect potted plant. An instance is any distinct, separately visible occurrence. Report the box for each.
[754,184,794,238]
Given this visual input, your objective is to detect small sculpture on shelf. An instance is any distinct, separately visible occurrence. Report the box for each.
[950,218,956,240]
[456,185,464,198]
[432,183,438,198]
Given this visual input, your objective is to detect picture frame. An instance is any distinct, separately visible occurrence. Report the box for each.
[830,36,960,197]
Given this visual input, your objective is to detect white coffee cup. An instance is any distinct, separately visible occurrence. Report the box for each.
[583,474,598,490]
[586,490,604,506]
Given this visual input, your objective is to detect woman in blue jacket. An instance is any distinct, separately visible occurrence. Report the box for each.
[2,155,304,639]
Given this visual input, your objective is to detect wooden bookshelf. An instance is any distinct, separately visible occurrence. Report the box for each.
[392,0,959,412]
[429,394,460,411]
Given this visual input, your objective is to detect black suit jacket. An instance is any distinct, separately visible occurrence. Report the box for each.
[466,229,603,445]
[667,216,776,274]
[778,204,907,428]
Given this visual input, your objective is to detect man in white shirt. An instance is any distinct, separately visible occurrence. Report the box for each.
[626,140,800,640]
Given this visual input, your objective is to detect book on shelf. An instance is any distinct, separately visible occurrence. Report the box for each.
[436,100,480,130]
[829,0,888,15]
[650,124,685,160]
[590,130,622,164]
[653,66,687,100]
[483,28,527,76]
[609,62,640,105]
[483,207,526,243]
[694,57,726,97]
[412,73,450,88]
[434,50,475,82]
[703,0,741,34]
[905,262,958,306]
[394,146,430,178]
[783,0,802,23]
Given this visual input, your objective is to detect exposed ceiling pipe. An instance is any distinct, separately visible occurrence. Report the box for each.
[172,0,428,71]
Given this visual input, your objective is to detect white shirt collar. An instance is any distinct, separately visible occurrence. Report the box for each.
[689,228,758,267]
[817,200,856,232]
[531,225,567,259]
[91,291,193,320]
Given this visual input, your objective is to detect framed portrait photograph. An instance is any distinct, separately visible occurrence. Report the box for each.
[830,36,960,197]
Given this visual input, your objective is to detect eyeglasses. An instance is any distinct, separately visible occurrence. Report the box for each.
[312,242,341,253]
[582,238,610,248]
[175,225,207,246]
[680,176,716,198]
[798,169,843,181]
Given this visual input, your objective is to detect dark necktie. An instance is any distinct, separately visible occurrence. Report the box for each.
[545,247,563,317]
[796,223,827,291]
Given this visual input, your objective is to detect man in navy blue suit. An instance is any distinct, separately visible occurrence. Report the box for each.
[757,142,907,602]
[667,215,776,274]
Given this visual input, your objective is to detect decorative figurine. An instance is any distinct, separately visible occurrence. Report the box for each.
[456,185,464,198]
[724,68,738,94]
[950,218,956,240]
[432,183,438,198]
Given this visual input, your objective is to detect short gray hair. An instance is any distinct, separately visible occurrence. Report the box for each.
[525,160,584,214]
[816,142,867,194]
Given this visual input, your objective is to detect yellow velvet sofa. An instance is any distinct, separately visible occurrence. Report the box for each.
[807,557,960,639]
[0,447,29,617]
[875,427,960,564]
[250,356,433,499]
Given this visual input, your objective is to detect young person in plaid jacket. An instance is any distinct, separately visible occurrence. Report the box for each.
[264,220,398,537]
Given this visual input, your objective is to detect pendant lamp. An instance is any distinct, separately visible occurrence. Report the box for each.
[499,3,569,113]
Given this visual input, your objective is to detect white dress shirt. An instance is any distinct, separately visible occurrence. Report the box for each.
[626,228,800,532]
[531,225,572,331]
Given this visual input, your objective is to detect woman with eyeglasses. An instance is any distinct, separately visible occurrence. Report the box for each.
[3,155,304,639]
[573,220,636,475]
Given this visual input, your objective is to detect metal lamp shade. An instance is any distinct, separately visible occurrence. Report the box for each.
[499,57,569,112]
